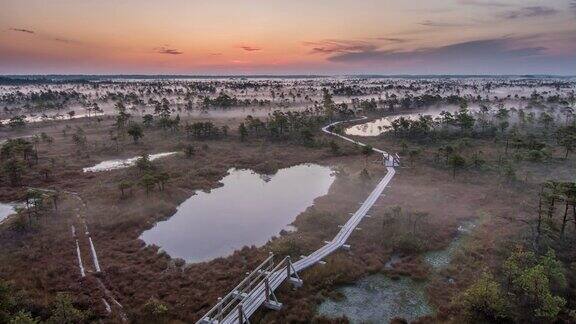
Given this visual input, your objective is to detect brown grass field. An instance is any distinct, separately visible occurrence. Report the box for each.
[1,114,574,323]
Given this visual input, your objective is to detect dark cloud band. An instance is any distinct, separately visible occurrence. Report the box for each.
[156,47,183,55]
[9,28,35,34]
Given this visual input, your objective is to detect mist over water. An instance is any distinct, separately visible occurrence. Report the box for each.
[345,107,459,137]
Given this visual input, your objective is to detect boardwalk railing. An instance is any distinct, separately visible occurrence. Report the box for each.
[198,116,398,324]
[199,253,301,324]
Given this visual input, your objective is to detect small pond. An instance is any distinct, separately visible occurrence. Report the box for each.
[140,164,335,263]
[345,114,421,137]
[0,111,105,126]
[0,203,18,223]
[83,152,177,172]
[318,220,477,323]
[345,108,467,137]
[317,275,433,323]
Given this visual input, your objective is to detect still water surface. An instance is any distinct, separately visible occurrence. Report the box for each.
[140,164,335,263]
[0,203,17,223]
[345,111,448,137]
[317,275,433,323]
[318,221,477,323]
[83,152,177,172]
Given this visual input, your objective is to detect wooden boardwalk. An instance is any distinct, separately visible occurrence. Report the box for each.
[198,118,398,324]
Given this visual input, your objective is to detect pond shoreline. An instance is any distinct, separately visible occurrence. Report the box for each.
[139,164,336,263]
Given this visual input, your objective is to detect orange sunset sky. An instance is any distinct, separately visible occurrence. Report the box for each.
[1,0,575,75]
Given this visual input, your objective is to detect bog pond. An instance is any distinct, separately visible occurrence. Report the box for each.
[345,112,445,137]
[0,203,17,223]
[318,221,476,323]
[83,152,177,172]
[140,164,335,263]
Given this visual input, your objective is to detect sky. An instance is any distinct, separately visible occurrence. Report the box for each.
[1,0,575,75]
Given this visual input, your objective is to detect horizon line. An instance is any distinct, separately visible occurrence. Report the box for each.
[2,74,575,78]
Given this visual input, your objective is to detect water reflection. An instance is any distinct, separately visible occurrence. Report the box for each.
[345,106,475,137]
[345,115,421,137]
[140,164,335,263]
[345,112,445,137]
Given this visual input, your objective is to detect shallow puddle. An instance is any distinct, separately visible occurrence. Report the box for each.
[140,164,335,263]
[83,152,177,172]
[317,275,434,323]
[0,203,17,223]
[318,220,476,322]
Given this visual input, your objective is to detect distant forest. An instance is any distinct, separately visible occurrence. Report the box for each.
[1,75,574,85]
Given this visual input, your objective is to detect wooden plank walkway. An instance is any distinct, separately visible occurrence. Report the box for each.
[198,118,397,324]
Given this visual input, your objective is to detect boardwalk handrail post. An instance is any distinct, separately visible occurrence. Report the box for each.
[237,302,242,324]
[264,277,270,303]
[216,297,223,322]
[290,260,301,281]
[237,303,244,324]
[285,256,303,287]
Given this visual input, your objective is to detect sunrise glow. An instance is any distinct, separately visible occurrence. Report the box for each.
[1,0,575,75]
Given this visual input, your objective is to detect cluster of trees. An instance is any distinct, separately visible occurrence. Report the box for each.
[111,100,179,145]
[387,104,574,145]
[113,98,232,145]
[71,127,87,150]
[1,138,37,187]
[201,93,238,108]
[12,189,58,231]
[319,89,355,121]
[0,89,85,115]
[332,85,364,96]
[537,181,576,239]
[117,154,171,197]
[555,125,576,158]
[387,106,481,140]
[237,110,329,146]
[380,206,431,254]
[0,133,56,189]
[110,98,328,150]
[103,91,144,107]
[350,98,378,112]
[429,141,475,179]
[184,122,227,140]
[201,92,271,109]
[1,281,88,323]
[386,104,575,181]
[133,297,169,323]
[426,137,545,181]
[1,115,27,129]
[2,78,574,129]
[347,93,467,113]
[460,249,568,322]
